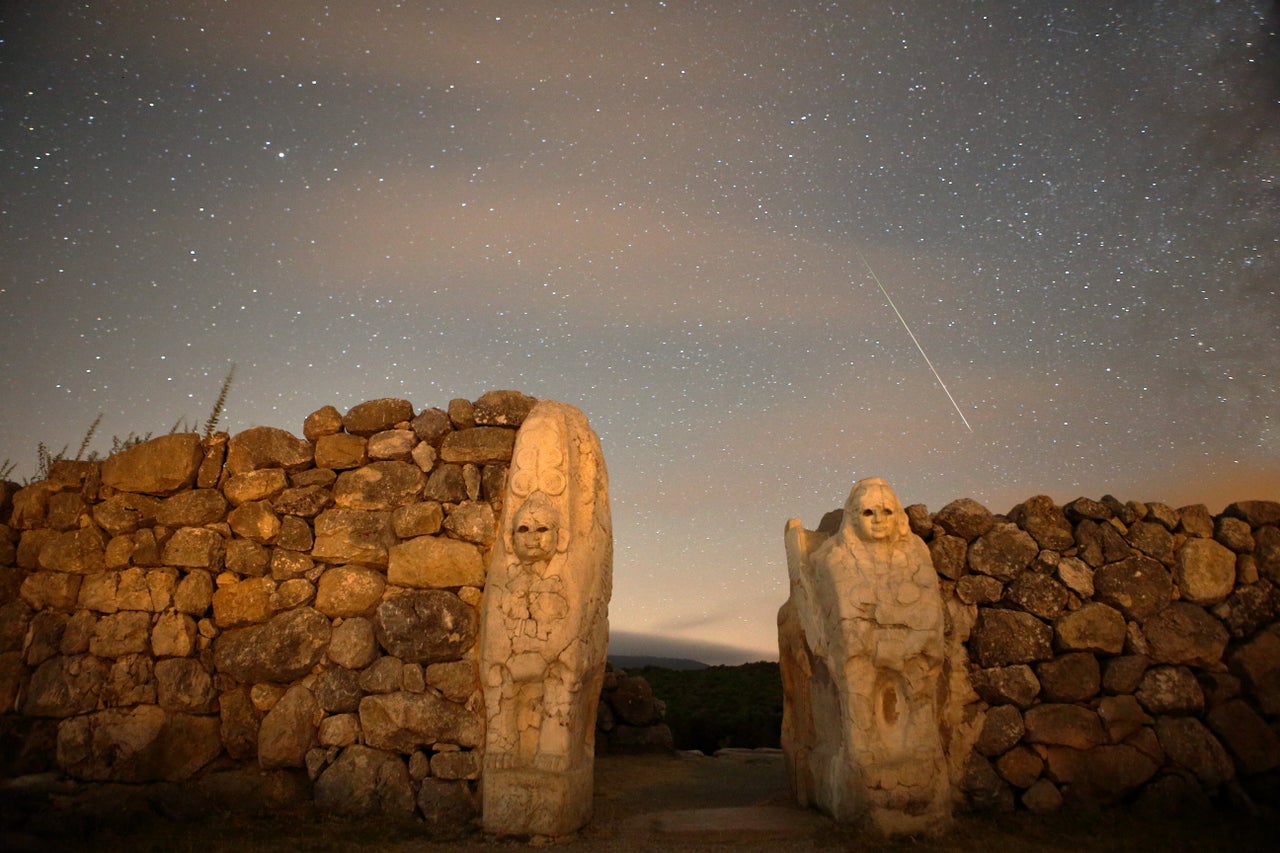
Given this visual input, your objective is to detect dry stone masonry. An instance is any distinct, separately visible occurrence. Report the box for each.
[784,486,1280,827]
[0,391,612,837]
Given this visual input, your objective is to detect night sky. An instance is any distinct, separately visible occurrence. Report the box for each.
[3,2,1277,663]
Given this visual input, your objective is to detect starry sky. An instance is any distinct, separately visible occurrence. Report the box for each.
[2,2,1278,663]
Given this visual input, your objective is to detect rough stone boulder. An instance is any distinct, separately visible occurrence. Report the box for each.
[258,684,322,769]
[213,607,332,682]
[37,527,107,574]
[933,498,997,542]
[439,427,517,464]
[100,433,203,496]
[314,744,416,816]
[971,609,1053,667]
[374,590,477,663]
[314,566,386,617]
[387,536,485,589]
[1228,625,1280,715]
[1224,500,1280,528]
[359,691,483,751]
[1155,716,1234,788]
[1022,704,1105,750]
[1035,652,1100,703]
[342,398,414,437]
[225,426,314,475]
[333,461,425,511]
[975,704,1025,757]
[311,508,395,566]
[970,664,1041,708]
[1142,602,1228,667]
[1175,539,1237,605]
[1008,495,1075,551]
[1053,602,1126,654]
[969,523,1039,581]
[56,705,222,782]
[1093,556,1173,620]
[1003,572,1070,621]
[1135,665,1204,715]
[472,390,538,427]
[22,654,110,717]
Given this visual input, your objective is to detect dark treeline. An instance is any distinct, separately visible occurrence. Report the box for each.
[634,661,783,754]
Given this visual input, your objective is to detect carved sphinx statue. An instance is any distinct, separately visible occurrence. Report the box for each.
[479,400,612,837]
[779,477,953,835]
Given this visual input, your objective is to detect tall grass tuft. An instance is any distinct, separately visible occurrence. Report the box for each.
[204,364,236,439]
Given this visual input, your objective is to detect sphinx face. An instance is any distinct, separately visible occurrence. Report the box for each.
[850,485,900,543]
[513,504,559,563]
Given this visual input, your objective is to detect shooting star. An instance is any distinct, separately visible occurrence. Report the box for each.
[857,251,973,433]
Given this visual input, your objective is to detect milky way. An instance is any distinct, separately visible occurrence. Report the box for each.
[2,2,1277,661]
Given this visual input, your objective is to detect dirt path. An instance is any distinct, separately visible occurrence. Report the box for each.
[5,751,1278,852]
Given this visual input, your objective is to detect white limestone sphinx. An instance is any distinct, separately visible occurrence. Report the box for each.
[779,477,959,835]
[479,400,612,837]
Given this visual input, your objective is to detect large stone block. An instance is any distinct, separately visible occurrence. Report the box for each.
[387,536,485,589]
[311,508,395,566]
[359,691,483,751]
[1035,652,1100,703]
[1142,602,1228,667]
[1054,601,1126,654]
[100,434,203,496]
[1228,625,1280,714]
[258,684,321,769]
[162,527,225,569]
[213,607,332,683]
[969,523,1039,581]
[1008,495,1074,551]
[1175,539,1237,605]
[970,664,1041,708]
[212,577,274,627]
[1155,716,1234,788]
[332,461,425,511]
[22,654,109,717]
[1023,704,1105,750]
[1205,699,1280,775]
[225,426,314,475]
[374,590,477,664]
[343,398,414,437]
[933,498,996,542]
[56,705,222,782]
[1135,665,1204,715]
[439,427,517,464]
[156,489,228,527]
[1094,556,1173,620]
[315,565,385,617]
[314,744,416,816]
[972,609,1053,667]
[37,527,107,574]
[328,616,379,669]
[223,468,289,506]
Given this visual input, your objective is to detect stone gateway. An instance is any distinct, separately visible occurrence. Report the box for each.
[479,400,612,837]
[780,477,958,835]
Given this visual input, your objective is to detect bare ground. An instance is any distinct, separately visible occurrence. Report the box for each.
[3,751,1278,852]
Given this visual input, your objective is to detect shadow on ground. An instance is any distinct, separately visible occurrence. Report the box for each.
[3,751,1278,852]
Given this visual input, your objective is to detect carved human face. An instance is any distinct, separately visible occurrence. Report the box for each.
[852,487,897,542]
[512,505,558,563]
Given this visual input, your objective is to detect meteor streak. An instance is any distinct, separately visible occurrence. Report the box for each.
[857,251,973,433]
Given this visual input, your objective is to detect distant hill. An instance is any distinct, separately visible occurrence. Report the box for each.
[608,629,776,667]
[608,654,708,671]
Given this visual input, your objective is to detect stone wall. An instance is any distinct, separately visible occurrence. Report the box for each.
[904,495,1280,814]
[0,391,551,826]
